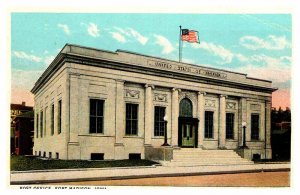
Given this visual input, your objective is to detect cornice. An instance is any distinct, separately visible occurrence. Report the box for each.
[31,49,277,95]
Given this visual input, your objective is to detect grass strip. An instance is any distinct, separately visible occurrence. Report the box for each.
[11,155,159,171]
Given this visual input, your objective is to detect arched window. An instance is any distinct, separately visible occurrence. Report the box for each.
[179,98,193,117]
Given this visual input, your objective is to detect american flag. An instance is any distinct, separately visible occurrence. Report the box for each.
[181,29,200,43]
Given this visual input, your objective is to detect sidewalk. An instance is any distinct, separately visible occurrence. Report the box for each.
[10,163,290,185]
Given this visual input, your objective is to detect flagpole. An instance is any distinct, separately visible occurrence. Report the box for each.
[179,25,182,62]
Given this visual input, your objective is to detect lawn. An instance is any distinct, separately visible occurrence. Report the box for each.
[11,155,160,171]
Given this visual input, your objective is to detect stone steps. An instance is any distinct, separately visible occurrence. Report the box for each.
[161,149,254,167]
[171,158,250,162]
[173,153,240,157]
[161,161,253,167]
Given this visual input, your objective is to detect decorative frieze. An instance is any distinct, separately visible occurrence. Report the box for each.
[179,91,196,104]
[205,99,216,108]
[250,103,261,111]
[226,102,237,110]
[153,93,168,102]
[124,89,140,99]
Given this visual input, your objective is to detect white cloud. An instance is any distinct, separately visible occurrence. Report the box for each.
[13,50,56,67]
[114,27,131,36]
[113,27,148,45]
[128,28,148,45]
[44,56,55,66]
[237,64,290,84]
[11,69,43,90]
[242,14,291,32]
[153,34,175,54]
[235,53,249,62]
[240,35,291,50]
[87,23,100,37]
[110,32,126,43]
[13,51,42,62]
[57,24,70,35]
[192,41,234,64]
[280,56,292,64]
[182,58,195,64]
[235,54,291,83]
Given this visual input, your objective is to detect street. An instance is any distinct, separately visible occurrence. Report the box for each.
[48,171,289,187]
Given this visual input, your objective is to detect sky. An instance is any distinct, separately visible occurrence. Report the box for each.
[11,13,292,109]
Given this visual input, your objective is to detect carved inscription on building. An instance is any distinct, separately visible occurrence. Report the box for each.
[205,99,216,108]
[226,102,237,110]
[124,89,140,99]
[153,93,167,102]
[147,60,227,79]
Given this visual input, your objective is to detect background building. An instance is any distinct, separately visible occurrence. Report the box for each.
[31,44,276,161]
[12,111,34,155]
[271,107,291,161]
[10,102,33,154]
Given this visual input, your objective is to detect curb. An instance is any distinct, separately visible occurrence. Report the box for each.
[11,164,159,174]
[10,167,290,185]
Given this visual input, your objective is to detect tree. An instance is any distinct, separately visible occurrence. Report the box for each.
[271,107,291,124]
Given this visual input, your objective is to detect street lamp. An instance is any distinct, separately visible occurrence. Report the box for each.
[241,121,248,148]
[161,114,170,146]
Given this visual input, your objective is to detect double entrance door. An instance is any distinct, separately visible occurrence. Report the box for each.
[178,117,199,148]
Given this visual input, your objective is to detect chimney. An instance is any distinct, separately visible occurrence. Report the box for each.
[22,101,26,106]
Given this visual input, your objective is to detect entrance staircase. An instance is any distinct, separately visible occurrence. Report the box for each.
[161,148,254,167]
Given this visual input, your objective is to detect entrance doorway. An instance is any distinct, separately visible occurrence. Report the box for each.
[178,98,199,148]
[179,118,198,147]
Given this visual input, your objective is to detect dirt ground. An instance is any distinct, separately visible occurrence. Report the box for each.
[50,171,290,187]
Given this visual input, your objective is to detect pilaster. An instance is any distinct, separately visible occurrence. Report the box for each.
[218,95,226,148]
[144,84,154,145]
[265,101,272,150]
[197,91,206,148]
[239,98,247,147]
[171,88,180,146]
[115,80,125,145]
[69,74,80,143]
[114,80,125,159]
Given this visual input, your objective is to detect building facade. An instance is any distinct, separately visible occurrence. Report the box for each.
[31,44,276,160]
[12,111,34,155]
[10,102,33,154]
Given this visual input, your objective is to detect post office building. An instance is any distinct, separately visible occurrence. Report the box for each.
[31,44,276,162]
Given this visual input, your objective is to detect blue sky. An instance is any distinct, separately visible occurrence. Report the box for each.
[11,13,292,107]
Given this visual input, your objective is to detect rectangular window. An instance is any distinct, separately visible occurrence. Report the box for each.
[154,106,166,136]
[51,104,54,135]
[129,153,141,160]
[40,111,43,138]
[205,111,214,138]
[36,113,39,138]
[44,107,47,136]
[251,114,260,140]
[126,103,138,135]
[49,152,52,159]
[226,113,234,139]
[58,100,62,134]
[89,99,104,133]
[56,152,59,159]
[91,153,104,160]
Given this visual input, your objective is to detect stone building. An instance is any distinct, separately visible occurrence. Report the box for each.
[31,44,276,161]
